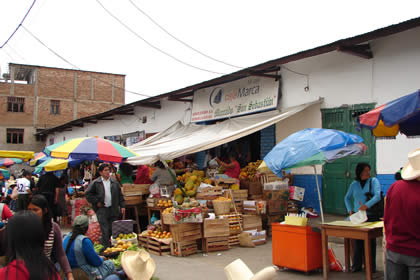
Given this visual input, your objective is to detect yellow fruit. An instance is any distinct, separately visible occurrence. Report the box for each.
[190,175,197,182]
[174,188,182,195]
[175,194,184,204]
[186,190,196,197]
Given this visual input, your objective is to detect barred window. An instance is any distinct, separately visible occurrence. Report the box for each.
[6,128,24,144]
[7,97,24,112]
[50,100,60,115]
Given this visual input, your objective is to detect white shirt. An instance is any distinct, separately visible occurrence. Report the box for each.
[16,178,31,194]
[102,177,112,207]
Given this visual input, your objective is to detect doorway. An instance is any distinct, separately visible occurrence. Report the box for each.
[321,104,376,215]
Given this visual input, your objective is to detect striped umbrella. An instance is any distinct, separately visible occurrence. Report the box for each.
[0,151,34,160]
[0,168,10,180]
[29,152,48,166]
[44,137,138,163]
[34,157,84,174]
[0,158,23,167]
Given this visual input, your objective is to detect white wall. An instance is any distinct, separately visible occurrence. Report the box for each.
[46,99,191,145]
[276,27,420,174]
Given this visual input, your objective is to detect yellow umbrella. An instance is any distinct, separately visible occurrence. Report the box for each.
[0,150,34,160]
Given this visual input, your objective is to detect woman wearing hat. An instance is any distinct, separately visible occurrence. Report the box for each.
[63,215,115,279]
[384,148,420,280]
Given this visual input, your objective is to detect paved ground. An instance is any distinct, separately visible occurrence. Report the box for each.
[151,239,385,280]
[150,214,385,280]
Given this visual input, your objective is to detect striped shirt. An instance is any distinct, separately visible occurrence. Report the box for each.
[44,219,55,259]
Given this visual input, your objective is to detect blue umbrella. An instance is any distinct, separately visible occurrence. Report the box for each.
[262,128,365,222]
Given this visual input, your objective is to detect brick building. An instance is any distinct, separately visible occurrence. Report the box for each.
[0,63,125,151]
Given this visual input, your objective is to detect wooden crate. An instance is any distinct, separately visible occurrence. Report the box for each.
[170,240,199,257]
[124,195,143,206]
[231,189,248,200]
[170,223,202,242]
[122,184,150,195]
[260,172,280,185]
[203,236,229,253]
[203,218,229,238]
[228,234,240,248]
[138,236,171,256]
[242,215,263,231]
[243,200,266,215]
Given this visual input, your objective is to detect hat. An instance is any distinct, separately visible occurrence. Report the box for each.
[121,250,156,280]
[7,179,16,186]
[401,148,420,180]
[73,215,89,228]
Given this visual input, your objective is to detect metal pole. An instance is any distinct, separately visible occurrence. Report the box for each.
[313,165,324,223]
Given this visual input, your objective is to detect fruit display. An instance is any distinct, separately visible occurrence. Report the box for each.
[109,244,141,268]
[163,207,174,214]
[103,240,134,254]
[156,199,172,208]
[146,229,172,239]
[230,184,240,190]
[215,197,231,202]
[115,232,136,241]
[240,160,263,180]
[177,197,200,209]
[175,170,213,200]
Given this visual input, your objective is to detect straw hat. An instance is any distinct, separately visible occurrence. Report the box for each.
[121,250,156,280]
[401,148,420,180]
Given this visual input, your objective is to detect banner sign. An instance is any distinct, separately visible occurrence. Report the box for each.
[191,76,279,122]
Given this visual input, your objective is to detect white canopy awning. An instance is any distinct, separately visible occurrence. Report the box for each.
[126,99,322,165]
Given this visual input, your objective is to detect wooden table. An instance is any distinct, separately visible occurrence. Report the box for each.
[321,224,383,280]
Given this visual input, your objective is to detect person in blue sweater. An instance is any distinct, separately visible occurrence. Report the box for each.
[344,162,381,273]
[63,215,115,279]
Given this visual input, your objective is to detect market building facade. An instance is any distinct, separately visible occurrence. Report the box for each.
[37,17,420,214]
[0,63,125,151]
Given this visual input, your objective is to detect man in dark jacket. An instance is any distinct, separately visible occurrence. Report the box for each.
[85,163,125,247]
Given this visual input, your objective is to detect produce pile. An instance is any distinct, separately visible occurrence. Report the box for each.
[146,229,172,239]
[156,199,172,208]
[103,240,136,254]
[108,243,141,268]
[240,160,263,180]
[174,170,213,203]
[115,232,136,242]
[93,243,104,254]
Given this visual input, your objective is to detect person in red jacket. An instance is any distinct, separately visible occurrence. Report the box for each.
[0,211,60,280]
[384,148,420,280]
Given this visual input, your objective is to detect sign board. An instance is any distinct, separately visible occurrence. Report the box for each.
[191,76,279,122]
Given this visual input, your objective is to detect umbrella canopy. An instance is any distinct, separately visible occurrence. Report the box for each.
[263,128,364,177]
[0,151,34,160]
[44,137,138,163]
[0,158,23,167]
[29,152,48,167]
[34,157,84,174]
[358,90,420,137]
[0,168,10,180]
[261,128,365,223]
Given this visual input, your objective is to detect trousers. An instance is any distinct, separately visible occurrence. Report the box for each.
[352,238,377,271]
[96,207,118,248]
[386,250,420,280]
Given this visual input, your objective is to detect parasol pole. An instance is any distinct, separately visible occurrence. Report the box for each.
[313,165,325,223]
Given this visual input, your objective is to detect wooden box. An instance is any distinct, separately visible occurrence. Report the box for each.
[203,218,229,238]
[231,190,248,200]
[124,195,143,206]
[248,180,262,195]
[170,223,202,242]
[170,240,199,257]
[245,230,267,246]
[228,234,240,248]
[243,200,266,215]
[267,200,288,215]
[122,184,150,196]
[162,213,176,225]
[138,236,171,256]
[242,215,262,231]
[202,236,229,252]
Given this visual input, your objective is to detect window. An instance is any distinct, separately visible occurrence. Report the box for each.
[50,100,60,115]
[6,129,24,144]
[7,97,24,112]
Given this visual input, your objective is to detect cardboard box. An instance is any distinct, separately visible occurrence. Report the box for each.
[203,218,230,238]
[243,200,266,215]
[263,190,290,201]
[267,200,288,215]
[289,186,305,201]
[243,214,262,230]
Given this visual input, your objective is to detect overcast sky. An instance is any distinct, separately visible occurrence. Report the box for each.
[1,0,419,103]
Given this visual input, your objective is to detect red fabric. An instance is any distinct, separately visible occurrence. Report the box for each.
[1,204,13,220]
[225,161,240,179]
[359,104,385,127]
[135,165,152,184]
[0,260,61,280]
[385,180,420,258]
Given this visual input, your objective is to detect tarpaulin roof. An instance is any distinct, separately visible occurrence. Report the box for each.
[125,99,322,165]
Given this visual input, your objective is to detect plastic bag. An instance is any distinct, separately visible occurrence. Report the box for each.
[328,248,343,272]
[350,210,367,224]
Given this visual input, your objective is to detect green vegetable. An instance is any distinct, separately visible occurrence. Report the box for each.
[93,243,104,254]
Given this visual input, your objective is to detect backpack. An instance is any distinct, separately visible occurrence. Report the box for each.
[365,179,384,221]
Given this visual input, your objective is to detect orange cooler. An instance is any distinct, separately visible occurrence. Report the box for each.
[272,223,322,272]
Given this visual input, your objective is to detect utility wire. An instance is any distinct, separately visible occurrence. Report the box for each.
[21,25,151,98]
[128,0,243,69]
[95,0,225,75]
[0,0,37,48]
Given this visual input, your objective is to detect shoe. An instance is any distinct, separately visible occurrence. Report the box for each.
[351,267,362,273]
